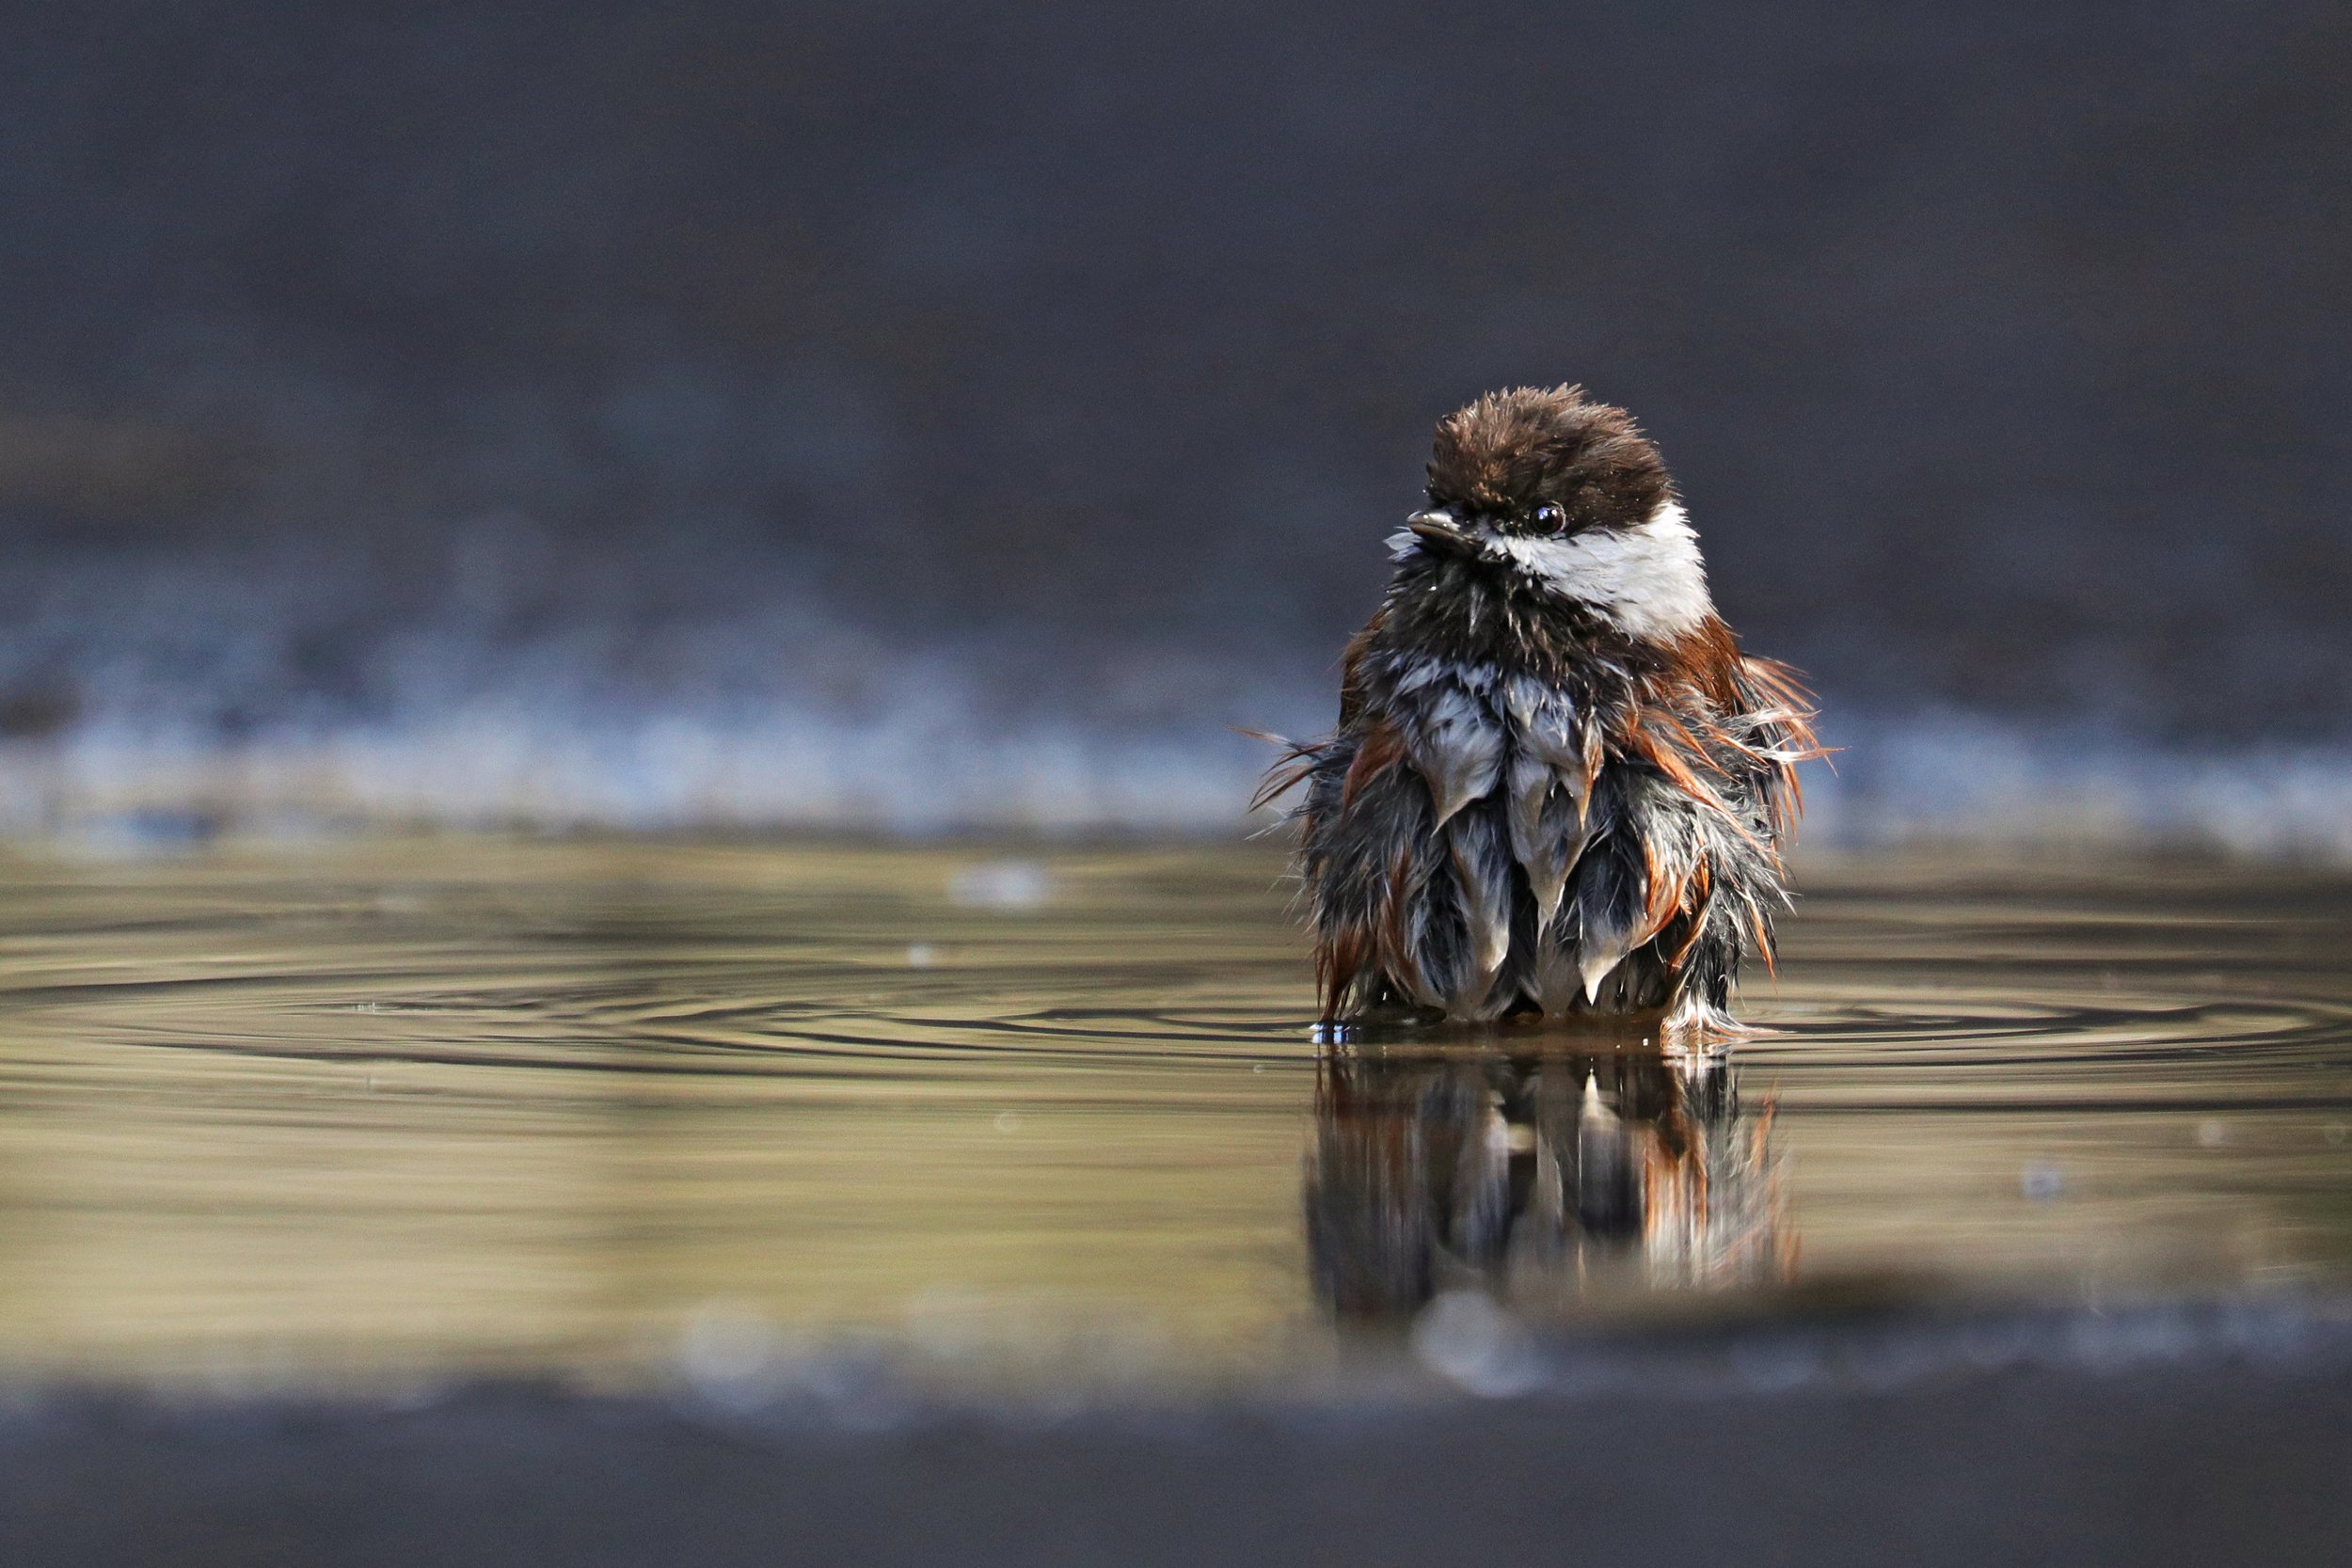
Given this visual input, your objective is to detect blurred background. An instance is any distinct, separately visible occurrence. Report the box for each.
[1,0,2346,845]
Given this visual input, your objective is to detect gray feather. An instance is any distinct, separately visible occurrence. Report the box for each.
[1527,905,1584,1015]
[1502,675,1583,775]
[1567,820,1646,1006]
[1505,751,1590,927]
[1445,807,1515,1013]
[1404,684,1503,827]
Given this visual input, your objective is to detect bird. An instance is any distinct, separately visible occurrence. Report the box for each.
[1258,386,1820,1038]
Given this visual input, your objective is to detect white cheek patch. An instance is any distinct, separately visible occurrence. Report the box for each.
[1500,501,1714,640]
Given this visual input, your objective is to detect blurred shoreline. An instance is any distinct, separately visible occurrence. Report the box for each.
[6,709,2352,856]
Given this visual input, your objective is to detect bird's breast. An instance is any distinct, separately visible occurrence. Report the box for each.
[1375,654,1605,848]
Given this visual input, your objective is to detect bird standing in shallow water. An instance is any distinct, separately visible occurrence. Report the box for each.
[1259,387,1820,1038]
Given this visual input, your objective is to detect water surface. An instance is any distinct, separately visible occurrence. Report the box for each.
[0,836,2345,1391]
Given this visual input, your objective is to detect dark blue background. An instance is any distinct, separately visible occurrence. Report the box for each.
[2,0,2344,755]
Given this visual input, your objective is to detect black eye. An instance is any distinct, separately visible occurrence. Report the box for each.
[1531,503,1567,535]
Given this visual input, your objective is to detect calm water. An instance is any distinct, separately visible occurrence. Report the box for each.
[0,835,2347,1392]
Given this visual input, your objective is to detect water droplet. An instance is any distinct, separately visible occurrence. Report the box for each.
[905,942,937,968]
[2021,1161,2063,1199]
[2197,1119,2229,1148]
[994,1110,1024,1133]
[676,1302,783,1409]
[1410,1291,1542,1398]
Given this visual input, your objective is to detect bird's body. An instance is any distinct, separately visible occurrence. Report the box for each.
[1261,388,1818,1036]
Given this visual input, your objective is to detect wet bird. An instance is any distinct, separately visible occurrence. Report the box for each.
[1259,387,1820,1037]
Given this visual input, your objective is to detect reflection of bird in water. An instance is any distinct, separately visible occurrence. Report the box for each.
[1306,1042,1791,1320]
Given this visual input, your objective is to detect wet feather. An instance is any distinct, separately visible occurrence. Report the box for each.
[1259,386,1820,1031]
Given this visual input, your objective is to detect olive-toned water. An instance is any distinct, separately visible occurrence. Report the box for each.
[0,836,2347,1391]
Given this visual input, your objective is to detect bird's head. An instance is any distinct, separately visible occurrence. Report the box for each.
[1393,386,1714,642]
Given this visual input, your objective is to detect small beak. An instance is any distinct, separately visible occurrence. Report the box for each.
[1406,510,1475,554]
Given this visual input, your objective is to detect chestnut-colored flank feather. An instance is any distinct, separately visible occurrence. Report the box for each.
[1262,386,1820,1037]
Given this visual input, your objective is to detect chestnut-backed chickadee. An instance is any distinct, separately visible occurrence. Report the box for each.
[1260,387,1820,1037]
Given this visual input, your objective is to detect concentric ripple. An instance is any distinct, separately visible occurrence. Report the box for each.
[0,836,2347,1386]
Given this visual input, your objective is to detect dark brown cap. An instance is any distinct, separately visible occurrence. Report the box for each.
[1427,386,1670,530]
